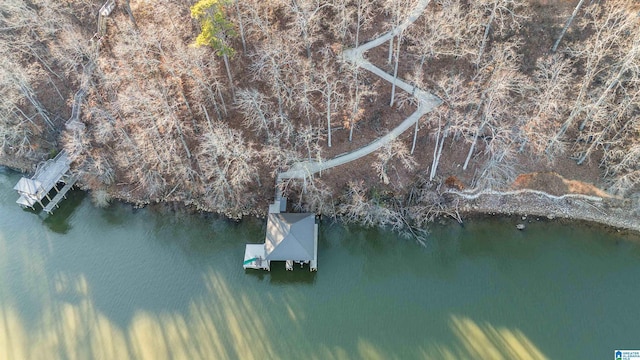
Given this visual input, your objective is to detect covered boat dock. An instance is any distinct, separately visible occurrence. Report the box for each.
[13,150,76,214]
[244,198,318,271]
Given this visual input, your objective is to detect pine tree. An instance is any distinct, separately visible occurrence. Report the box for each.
[191,0,237,95]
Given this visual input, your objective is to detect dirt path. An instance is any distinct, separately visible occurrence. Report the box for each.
[278,0,439,181]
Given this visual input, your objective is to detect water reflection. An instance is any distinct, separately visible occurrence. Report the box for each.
[437,315,548,359]
[1,169,640,359]
[0,264,550,360]
[246,265,317,285]
[41,190,85,234]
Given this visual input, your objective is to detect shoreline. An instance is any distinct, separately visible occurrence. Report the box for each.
[450,191,640,234]
[2,164,638,235]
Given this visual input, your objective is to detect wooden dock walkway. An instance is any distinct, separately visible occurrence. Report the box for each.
[42,177,77,214]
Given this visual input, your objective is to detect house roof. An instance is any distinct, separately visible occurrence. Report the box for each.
[264,213,316,261]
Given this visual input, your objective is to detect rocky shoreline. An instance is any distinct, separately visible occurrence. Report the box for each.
[450,190,640,234]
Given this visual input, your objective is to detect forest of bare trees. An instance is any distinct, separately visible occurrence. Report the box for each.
[1,0,638,223]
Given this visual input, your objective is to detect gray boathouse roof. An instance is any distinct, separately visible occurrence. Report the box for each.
[265,213,316,261]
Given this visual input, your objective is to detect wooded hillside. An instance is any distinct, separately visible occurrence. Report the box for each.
[1,0,638,221]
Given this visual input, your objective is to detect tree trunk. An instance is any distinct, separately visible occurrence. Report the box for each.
[430,119,441,179]
[326,92,332,147]
[305,34,312,59]
[216,84,228,115]
[234,0,247,53]
[275,85,285,119]
[247,93,271,139]
[390,32,402,107]
[174,117,192,159]
[349,119,355,142]
[463,124,484,170]
[431,129,448,181]
[350,70,359,142]
[202,105,214,133]
[222,53,235,98]
[123,0,137,28]
[551,0,585,53]
[410,115,419,154]
[19,83,54,131]
[579,69,623,131]
[430,118,451,180]
[388,36,394,64]
[475,8,496,66]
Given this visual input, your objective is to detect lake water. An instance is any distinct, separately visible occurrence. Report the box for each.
[1,167,639,359]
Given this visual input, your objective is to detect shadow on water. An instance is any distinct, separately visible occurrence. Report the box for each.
[41,189,86,234]
[70,205,266,330]
[148,211,266,261]
[99,201,142,226]
[244,264,317,285]
[5,166,640,359]
[271,270,317,285]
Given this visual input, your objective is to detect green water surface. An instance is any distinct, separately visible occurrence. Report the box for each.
[1,167,639,359]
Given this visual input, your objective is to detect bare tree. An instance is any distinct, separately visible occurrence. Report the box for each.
[250,36,298,118]
[337,180,426,243]
[372,139,417,185]
[551,0,585,53]
[521,54,574,160]
[470,0,528,66]
[407,0,480,63]
[287,0,329,59]
[295,125,324,163]
[233,0,247,52]
[462,41,528,171]
[353,0,378,47]
[407,67,476,180]
[342,61,376,142]
[198,123,259,214]
[329,0,355,43]
[235,88,273,138]
[315,60,344,148]
[547,1,637,154]
[292,177,334,214]
[235,88,294,144]
[384,0,419,106]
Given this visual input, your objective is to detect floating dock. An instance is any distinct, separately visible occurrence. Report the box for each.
[13,150,77,214]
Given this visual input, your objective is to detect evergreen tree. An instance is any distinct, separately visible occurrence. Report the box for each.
[191,0,237,94]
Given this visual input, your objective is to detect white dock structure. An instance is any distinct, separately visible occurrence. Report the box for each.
[13,150,77,214]
[11,1,118,215]
[244,198,318,272]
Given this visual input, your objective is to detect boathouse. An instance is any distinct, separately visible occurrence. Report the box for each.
[13,150,77,214]
[244,198,318,271]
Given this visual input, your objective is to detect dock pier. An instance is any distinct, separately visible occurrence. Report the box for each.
[12,0,119,215]
[13,150,77,214]
[243,196,318,272]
